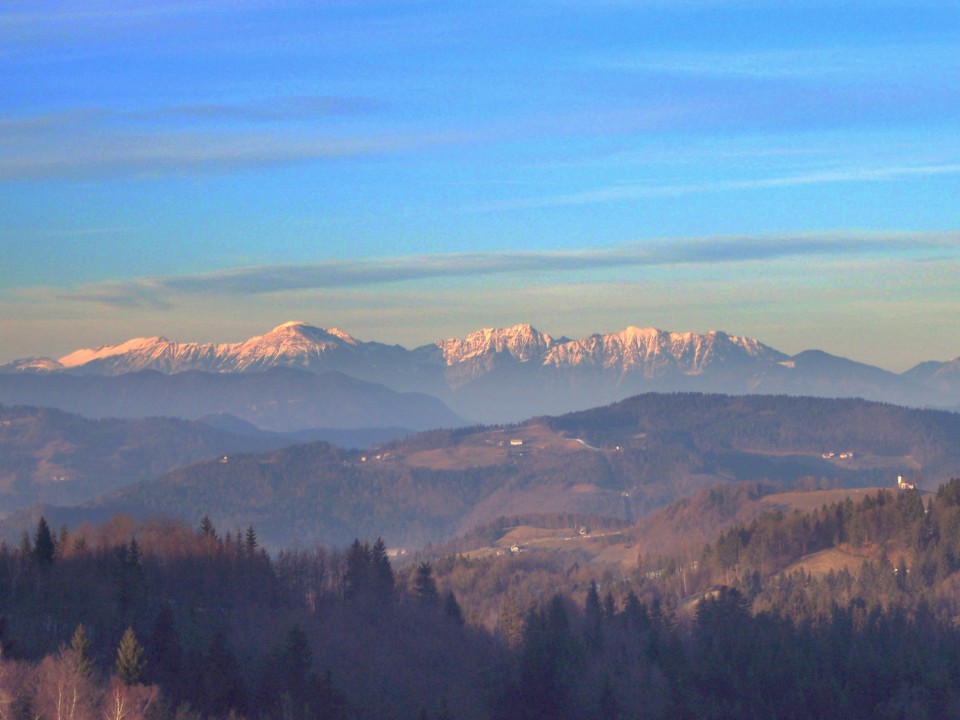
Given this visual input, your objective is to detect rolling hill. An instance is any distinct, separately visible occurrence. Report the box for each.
[10,393,959,550]
[0,404,292,514]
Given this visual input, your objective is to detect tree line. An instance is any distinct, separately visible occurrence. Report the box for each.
[5,479,960,718]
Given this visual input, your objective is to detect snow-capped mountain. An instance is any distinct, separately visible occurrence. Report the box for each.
[2,321,958,423]
[435,323,558,365]
[48,321,367,375]
[5,321,786,380]
[21,320,426,382]
[541,327,786,377]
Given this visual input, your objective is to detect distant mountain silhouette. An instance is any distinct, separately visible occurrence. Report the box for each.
[0,367,462,432]
[4,321,957,423]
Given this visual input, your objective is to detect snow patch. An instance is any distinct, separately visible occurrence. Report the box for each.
[58,337,168,367]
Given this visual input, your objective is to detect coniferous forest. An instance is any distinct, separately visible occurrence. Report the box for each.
[5,481,960,719]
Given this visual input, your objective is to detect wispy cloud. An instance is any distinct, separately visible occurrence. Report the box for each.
[476,163,960,211]
[50,231,960,309]
[597,44,960,81]
[0,96,418,180]
[0,133,407,180]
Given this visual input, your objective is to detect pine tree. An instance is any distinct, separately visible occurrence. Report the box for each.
[202,631,246,717]
[58,525,70,557]
[115,539,146,621]
[414,562,439,605]
[443,591,464,626]
[244,525,258,556]
[343,539,371,601]
[69,624,93,677]
[278,625,312,691]
[275,625,313,720]
[33,516,55,566]
[370,537,395,602]
[199,515,218,540]
[585,582,602,617]
[602,592,617,620]
[116,627,146,685]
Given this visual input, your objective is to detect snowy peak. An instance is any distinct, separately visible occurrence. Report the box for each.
[3,322,789,379]
[232,321,361,371]
[4,321,960,421]
[435,323,555,365]
[542,327,785,375]
[263,321,357,344]
[58,336,175,369]
[12,321,366,376]
[0,356,65,373]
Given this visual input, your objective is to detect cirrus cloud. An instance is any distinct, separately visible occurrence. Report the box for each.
[43,230,960,309]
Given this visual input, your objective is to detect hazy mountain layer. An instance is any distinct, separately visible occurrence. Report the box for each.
[0,368,462,432]
[0,404,290,514]
[13,394,959,549]
[3,321,959,422]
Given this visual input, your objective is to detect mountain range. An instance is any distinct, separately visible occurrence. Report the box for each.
[4,320,960,426]
[9,393,958,549]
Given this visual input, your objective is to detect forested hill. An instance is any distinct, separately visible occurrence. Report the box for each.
[549,393,960,469]
[11,393,960,550]
[8,482,960,720]
[0,404,297,513]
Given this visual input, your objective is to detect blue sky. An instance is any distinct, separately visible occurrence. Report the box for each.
[2,0,959,370]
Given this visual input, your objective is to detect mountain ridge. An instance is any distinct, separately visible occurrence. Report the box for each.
[3,321,959,423]
[0,321,809,376]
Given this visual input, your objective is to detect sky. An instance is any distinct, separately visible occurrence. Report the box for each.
[1,0,959,371]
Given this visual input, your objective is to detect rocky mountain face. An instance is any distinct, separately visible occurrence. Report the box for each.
[3,321,959,424]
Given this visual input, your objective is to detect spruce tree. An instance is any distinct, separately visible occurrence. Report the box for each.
[33,516,55,565]
[370,537,395,602]
[585,581,603,651]
[275,625,313,720]
[414,562,439,605]
[244,525,258,556]
[69,623,93,677]
[343,539,370,601]
[199,515,218,540]
[203,631,247,717]
[443,591,464,626]
[116,627,146,685]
